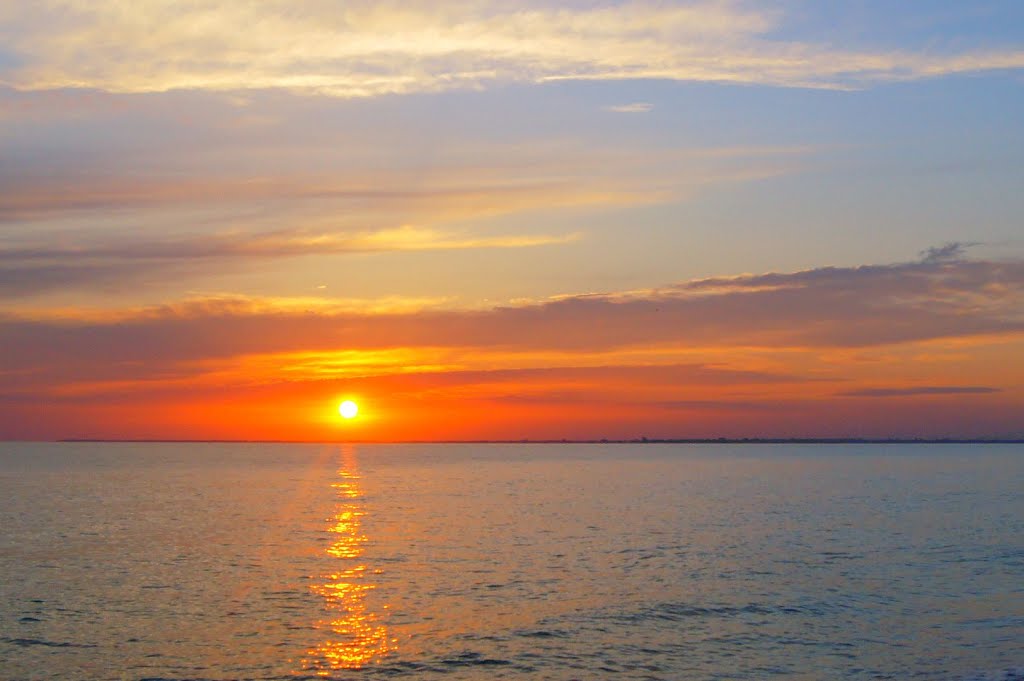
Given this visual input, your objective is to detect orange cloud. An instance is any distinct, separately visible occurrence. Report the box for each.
[2,254,1023,440]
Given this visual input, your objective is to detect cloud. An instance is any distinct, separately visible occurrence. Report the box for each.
[0,172,608,223]
[0,138,811,298]
[3,252,1023,389]
[0,352,815,403]
[1,2,1022,98]
[605,102,653,113]
[918,241,980,264]
[653,399,788,412]
[3,251,1023,439]
[488,394,789,412]
[1,136,809,225]
[0,226,581,296]
[2,225,580,260]
[839,386,1001,397]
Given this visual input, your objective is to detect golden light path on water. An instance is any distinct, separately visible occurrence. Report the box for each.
[300,446,394,674]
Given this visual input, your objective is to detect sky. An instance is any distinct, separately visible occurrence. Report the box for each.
[2,0,1023,440]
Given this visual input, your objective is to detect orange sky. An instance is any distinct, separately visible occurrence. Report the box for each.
[3,258,1023,440]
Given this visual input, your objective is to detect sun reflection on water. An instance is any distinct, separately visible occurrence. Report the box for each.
[300,447,394,674]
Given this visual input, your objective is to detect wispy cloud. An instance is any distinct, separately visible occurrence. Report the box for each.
[919,241,979,263]
[2,2,1022,97]
[1,225,580,259]
[839,386,1002,397]
[605,102,653,113]
[1,139,810,225]
[0,173,613,223]
[0,139,812,299]
[0,226,581,296]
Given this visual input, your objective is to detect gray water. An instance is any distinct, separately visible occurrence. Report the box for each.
[0,442,1021,680]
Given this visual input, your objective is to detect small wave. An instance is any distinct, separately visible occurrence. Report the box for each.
[616,601,812,623]
[514,628,571,639]
[347,660,437,677]
[2,637,96,648]
[962,668,1024,681]
[440,651,512,666]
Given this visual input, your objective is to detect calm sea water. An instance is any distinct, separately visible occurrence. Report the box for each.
[0,442,1022,681]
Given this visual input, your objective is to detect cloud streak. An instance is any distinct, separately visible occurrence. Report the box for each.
[605,102,653,113]
[2,138,807,225]
[840,386,1001,398]
[919,241,979,264]
[2,1,1022,97]
[0,226,580,296]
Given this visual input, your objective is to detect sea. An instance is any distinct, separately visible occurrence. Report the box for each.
[0,442,1022,681]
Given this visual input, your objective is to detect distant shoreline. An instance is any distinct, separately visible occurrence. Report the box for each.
[45,438,1024,445]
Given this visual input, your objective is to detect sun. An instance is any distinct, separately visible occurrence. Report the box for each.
[338,400,359,419]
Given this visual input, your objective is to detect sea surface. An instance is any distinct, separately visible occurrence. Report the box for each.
[1,442,1022,681]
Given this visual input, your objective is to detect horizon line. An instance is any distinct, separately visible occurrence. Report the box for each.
[24,437,1024,445]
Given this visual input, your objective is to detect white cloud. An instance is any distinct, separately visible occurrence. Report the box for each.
[1,1,1022,97]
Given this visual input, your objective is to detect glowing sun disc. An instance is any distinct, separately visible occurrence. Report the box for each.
[339,400,359,419]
